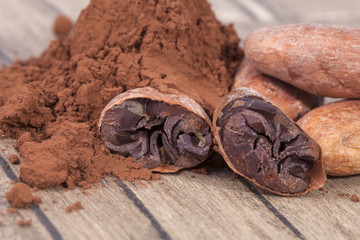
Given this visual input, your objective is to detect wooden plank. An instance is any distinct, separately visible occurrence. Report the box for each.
[257,177,360,240]
[126,169,299,240]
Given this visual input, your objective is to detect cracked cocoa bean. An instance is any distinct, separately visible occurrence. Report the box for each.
[213,88,326,195]
[99,87,213,172]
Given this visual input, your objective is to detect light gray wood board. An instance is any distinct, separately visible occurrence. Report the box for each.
[208,0,360,38]
[126,170,298,240]
[258,176,360,240]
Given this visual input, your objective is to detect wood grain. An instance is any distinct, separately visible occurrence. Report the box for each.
[1,0,360,239]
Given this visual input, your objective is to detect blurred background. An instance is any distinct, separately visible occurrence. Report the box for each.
[1,0,360,66]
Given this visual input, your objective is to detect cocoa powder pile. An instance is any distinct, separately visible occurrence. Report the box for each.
[0,0,242,189]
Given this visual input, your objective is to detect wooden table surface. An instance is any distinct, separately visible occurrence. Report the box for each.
[1,1,360,239]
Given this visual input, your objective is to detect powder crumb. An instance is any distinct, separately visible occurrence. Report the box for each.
[18,219,32,227]
[66,201,84,213]
[66,206,72,213]
[0,129,4,136]
[0,220,2,225]
[33,196,42,207]
[10,181,16,185]
[52,199,57,204]
[7,208,16,214]
[191,168,208,175]
[72,201,84,210]
[191,175,196,178]
[6,183,34,208]
[351,194,359,202]
[8,154,20,164]
[43,208,48,211]
[53,15,73,37]
[32,187,38,192]
[1,148,7,151]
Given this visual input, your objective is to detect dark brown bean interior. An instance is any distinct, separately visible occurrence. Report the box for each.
[216,97,320,194]
[101,98,213,169]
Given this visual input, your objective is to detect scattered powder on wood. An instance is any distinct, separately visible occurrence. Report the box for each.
[66,206,72,213]
[351,194,359,202]
[66,201,84,213]
[18,219,32,227]
[339,193,351,197]
[7,208,16,214]
[33,196,42,207]
[191,168,208,175]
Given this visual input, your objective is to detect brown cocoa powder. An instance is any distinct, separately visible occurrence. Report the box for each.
[6,208,16,214]
[351,194,360,202]
[0,0,241,189]
[18,219,32,227]
[6,183,34,208]
[53,15,73,37]
[66,201,84,213]
[8,154,20,164]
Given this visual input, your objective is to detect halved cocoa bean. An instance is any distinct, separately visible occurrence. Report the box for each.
[99,87,213,173]
[213,87,326,195]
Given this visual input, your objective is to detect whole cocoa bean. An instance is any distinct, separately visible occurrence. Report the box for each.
[244,24,360,98]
